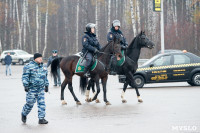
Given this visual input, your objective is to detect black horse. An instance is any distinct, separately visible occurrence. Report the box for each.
[86,31,155,103]
[51,37,122,105]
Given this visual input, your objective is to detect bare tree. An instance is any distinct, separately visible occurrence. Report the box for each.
[107,0,111,32]
[16,0,22,49]
[76,0,79,52]
[36,0,39,52]
[130,0,136,36]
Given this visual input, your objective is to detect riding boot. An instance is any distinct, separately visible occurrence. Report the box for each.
[83,66,90,78]
[109,56,117,75]
[110,69,117,75]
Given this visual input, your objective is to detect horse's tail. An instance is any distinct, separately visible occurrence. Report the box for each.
[79,76,88,94]
[51,57,63,78]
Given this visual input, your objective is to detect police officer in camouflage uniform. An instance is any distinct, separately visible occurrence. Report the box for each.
[107,20,128,75]
[82,23,101,77]
[47,50,61,86]
[21,53,49,124]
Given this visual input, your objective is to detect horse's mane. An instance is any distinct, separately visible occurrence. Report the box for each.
[127,34,141,56]
[100,41,112,52]
[128,35,138,49]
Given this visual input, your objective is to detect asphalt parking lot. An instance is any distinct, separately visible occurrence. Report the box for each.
[0,64,200,133]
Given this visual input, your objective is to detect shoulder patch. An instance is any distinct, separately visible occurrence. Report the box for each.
[110,34,113,38]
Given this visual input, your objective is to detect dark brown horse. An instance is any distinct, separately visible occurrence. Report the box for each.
[51,38,122,105]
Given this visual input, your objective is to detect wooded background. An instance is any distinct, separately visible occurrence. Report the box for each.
[0,0,200,58]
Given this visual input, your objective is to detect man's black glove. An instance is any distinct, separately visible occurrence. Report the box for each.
[24,87,29,92]
[45,86,48,92]
[94,49,99,54]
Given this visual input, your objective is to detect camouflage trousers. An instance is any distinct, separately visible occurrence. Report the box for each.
[22,88,46,119]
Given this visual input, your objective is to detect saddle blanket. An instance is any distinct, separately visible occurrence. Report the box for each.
[75,58,98,73]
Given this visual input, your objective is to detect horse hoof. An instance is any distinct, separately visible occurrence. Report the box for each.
[85,98,90,102]
[138,99,143,103]
[76,101,82,105]
[95,99,100,103]
[89,98,93,102]
[61,100,67,105]
[105,101,111,105]
[122,99,127,103]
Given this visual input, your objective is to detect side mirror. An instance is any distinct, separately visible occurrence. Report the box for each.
[150,64,154,67]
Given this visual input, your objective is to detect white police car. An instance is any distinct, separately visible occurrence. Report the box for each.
[0,50,33,65]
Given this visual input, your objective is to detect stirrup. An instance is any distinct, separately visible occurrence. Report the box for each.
[84,72,90,78]
[110,71,117,75]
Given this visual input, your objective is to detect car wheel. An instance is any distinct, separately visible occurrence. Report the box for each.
[12,62,16,65]
[19,60,24,65]
[191,73,200,86]
[133,75,145,88]
[1,60,5,65]
[187,81,195,86]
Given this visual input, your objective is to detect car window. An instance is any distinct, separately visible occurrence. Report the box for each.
[153,55,171,66]
[142,54,161,66]
[174,54,190,64]
[17,51,29,55]
[10,52,16,55]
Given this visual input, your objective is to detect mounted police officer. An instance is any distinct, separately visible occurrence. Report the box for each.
[21,53,49,124]
[82,23,101,77]
[47,50,61,86]
[107,20,128,75]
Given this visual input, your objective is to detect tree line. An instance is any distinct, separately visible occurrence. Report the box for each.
[0,0,200,58]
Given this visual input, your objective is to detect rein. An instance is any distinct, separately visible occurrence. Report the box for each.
[96,41,117,71]
[98,51,114,55]
[99,41,115,56]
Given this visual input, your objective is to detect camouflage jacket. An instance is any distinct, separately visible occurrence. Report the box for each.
[22,61,49,88]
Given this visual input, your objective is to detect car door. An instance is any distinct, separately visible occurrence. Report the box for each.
[171,54,191,81]
[11,52,18,63]
[146,55,173,83]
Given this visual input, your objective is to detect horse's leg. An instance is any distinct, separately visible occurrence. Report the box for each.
[90,77,100,102]
[102,76,111,105]
[61,79,68,105]
[91,79,100,103]
[68,78,81,105]
[121,78,129,103]
[85,79,92,102]
[128,71,143,103]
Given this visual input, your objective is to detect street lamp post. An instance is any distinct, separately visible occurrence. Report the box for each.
[160,0,165,54]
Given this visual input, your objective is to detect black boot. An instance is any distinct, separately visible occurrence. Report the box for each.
[21,113,27,123]
[109,64,117,75]
[83,66,90,77]
[110,70,117,75]
[109,56,117,75]
[39,119,48,124]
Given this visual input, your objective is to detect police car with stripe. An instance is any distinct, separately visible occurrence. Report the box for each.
[119,50,200,88]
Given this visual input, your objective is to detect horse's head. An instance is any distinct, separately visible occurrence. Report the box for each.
[112,36,122,60]
[138,31,155,49]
